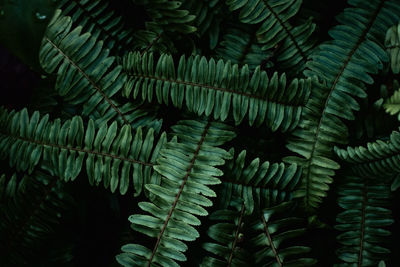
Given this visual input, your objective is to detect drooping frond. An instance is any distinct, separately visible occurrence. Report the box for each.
[39,10,129,124]
[336,174,393,266]
[383,80,400,120]
[116,119,235,267]
[215,23,274,71]
[226,0,316,75]
[249,201,316,266]
[385,22,400,74]
[335,130,400,178]
[122,51,311,132]
[285,0,400,211]
[217,149,302,214]
[201,199,249,266]
[0,171,75,266]
[58,0,134,55]
[133,0,196,34]
[0,108,167,195]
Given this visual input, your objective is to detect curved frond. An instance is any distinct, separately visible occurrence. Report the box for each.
[385,22,400,74]
[336,174,393,266]
[116,119,235,267]
[122,51,311,132]
[249,201,316,266]
[335,129,400,178]
[226,0,316,75]
[58,0,134,54]
[218,149,302,214]
[285,0,400,211]
[39,10,129,124]
[0,108,167,195]
[0,171,75,266]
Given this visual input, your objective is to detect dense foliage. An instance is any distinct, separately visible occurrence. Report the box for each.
[1,0,400,266]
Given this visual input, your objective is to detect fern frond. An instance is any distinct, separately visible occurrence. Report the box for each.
[335,130,400,178]
[201,199,249,266]
[285,0,400,211]
[39,10,129,125]
[116,119,235,267]
[385,22,400,74]
[215,24,274,71]
[58,0,134,55]
[226,0,316,75]
[133,0,196,33]
[0,173,18,200]
[122,51,311,132]
[0,108,167,195]
[249,201,316,266]
[0,171,75,266]
[218,149,301,215]
[336,174,393,266]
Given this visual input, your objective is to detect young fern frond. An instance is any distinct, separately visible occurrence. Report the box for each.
[217,149,301,215]
[122,51,311,132]
[58,0,134,55]
[0,108,167,195]
[335,130,400,178]
[249,201,316,266]
[201,199,249,267]
[116,119,235,267]
[215,24,274,71]
[0,171,75,266]
[39,10,129,125]
[336,174,393,266]
[385,22,400,74]
[284,0,400,211]
[383,81,400,120]
[226,0,316,75]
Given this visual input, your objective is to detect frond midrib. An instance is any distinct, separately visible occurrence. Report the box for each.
[227,203,246,266]
[261,212,283,267]
[1,133,153,166]
[127,73,304,107]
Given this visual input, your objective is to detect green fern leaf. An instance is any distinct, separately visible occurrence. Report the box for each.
[226,0,316,75]
[0,107,167,195]
[285,0,400,211]
[58,0,134,55]
[335,129,400,178]
[122,51,311,132]
[39,10,130,125]
[218,149,302,214]
[117,119,235,267]
[383,81,400,119]
[249,201,316,266]
[336,174,393,266]
[385,22,400,74]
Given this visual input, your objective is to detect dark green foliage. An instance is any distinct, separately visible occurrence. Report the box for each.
[0,171,75,266]
[336,174,393,266]
[2,0,400,266]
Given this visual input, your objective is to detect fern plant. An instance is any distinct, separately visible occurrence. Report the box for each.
[1,0,400,266]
